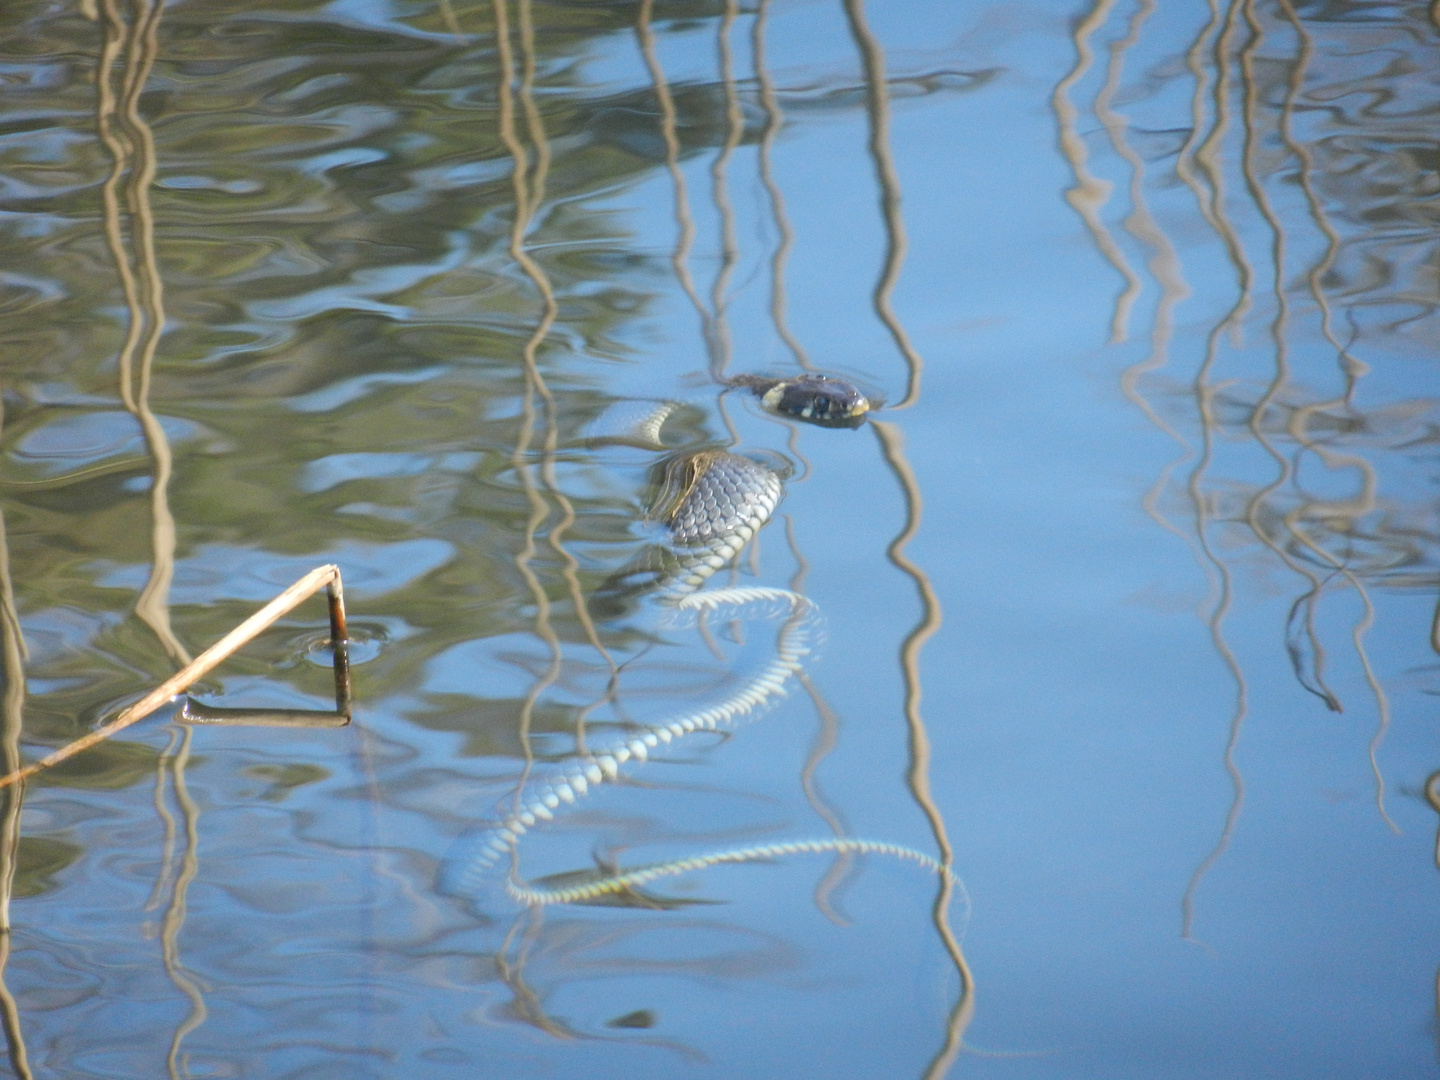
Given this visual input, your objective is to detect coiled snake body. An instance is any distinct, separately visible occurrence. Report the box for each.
[444,376,960,908]
[597,449,784,607]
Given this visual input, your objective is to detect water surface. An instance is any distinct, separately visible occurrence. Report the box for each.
[0,0,1438,1076]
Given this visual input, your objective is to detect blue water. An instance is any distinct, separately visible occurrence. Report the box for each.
[1,0,1437,1076]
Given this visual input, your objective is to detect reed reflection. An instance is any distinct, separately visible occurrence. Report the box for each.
[707,0,744,382]
[873,421,973,1075]
[636,0,714,377]
[160,726,205,1080]
[1063,0,1251,944]
[1177,332,1250,942]
[1053,0,1139,345]
[786,515,853,924]
[841,3,972,1065]
[1240,0,1394,830]
[841,0,924,408]
[1180,0,1257,937]
[753,0,813,373]
[0,410,33,1080]
[750,8,860,924]
[92,0,211,1070]
[490,0,569,1030]
[96,0,190,672]
[1056,0,1432,939]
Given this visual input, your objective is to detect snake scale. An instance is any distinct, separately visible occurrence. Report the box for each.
[443,374,963,909]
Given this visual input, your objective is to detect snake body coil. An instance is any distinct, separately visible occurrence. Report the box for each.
[446,381,960,912]
[596,449,784,609]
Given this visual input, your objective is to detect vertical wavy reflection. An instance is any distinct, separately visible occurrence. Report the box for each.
[706,0,744,381]
[837,5,970,1064]
[748,1,811,465]
[1274,6,1390,832]
[1098,1,1262,941]
[1056,0,1245,941]
[1243,0,1395,784]
[96,0,190,670]
[1234,0,1310,717]
[751,13,848,918]
[841,0,924,408]
[489,0,626,1029]
[1174,0,1222,239]
[145,727,182,914]
[1264,5,1377,773]
[1180,0,1260,940]
[1181,338,1252,946]
[1285,508,1395,828]
[1101,0,1200,588]
[1106,0,1190,408]
[1231,0,1391,829]
[871,422,972,1076]
[1190,0,1255,334]
[1062,0,1418,936]
[93,0,209,1069]
[495,0,564,750]
[1053,0,1139,344]
[492,0,562,964]
[0,410,33,1079]
[635,0,715,377]
[784,516,852,924]
[1175,0,1262,939]
[1271,0,1360,394]
[161,728,205,1080]
[752,0,812,372]
[514,0,616,746]
[1235,0,1342,718]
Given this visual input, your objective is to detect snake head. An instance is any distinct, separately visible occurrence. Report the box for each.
[759,374,873,428]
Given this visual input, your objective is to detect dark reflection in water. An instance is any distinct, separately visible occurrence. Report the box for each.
[0,0,1437,1076]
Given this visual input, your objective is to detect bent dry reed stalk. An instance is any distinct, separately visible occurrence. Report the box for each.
[0,564,352,790]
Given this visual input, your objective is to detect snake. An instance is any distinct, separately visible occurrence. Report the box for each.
[442,374,963,910]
